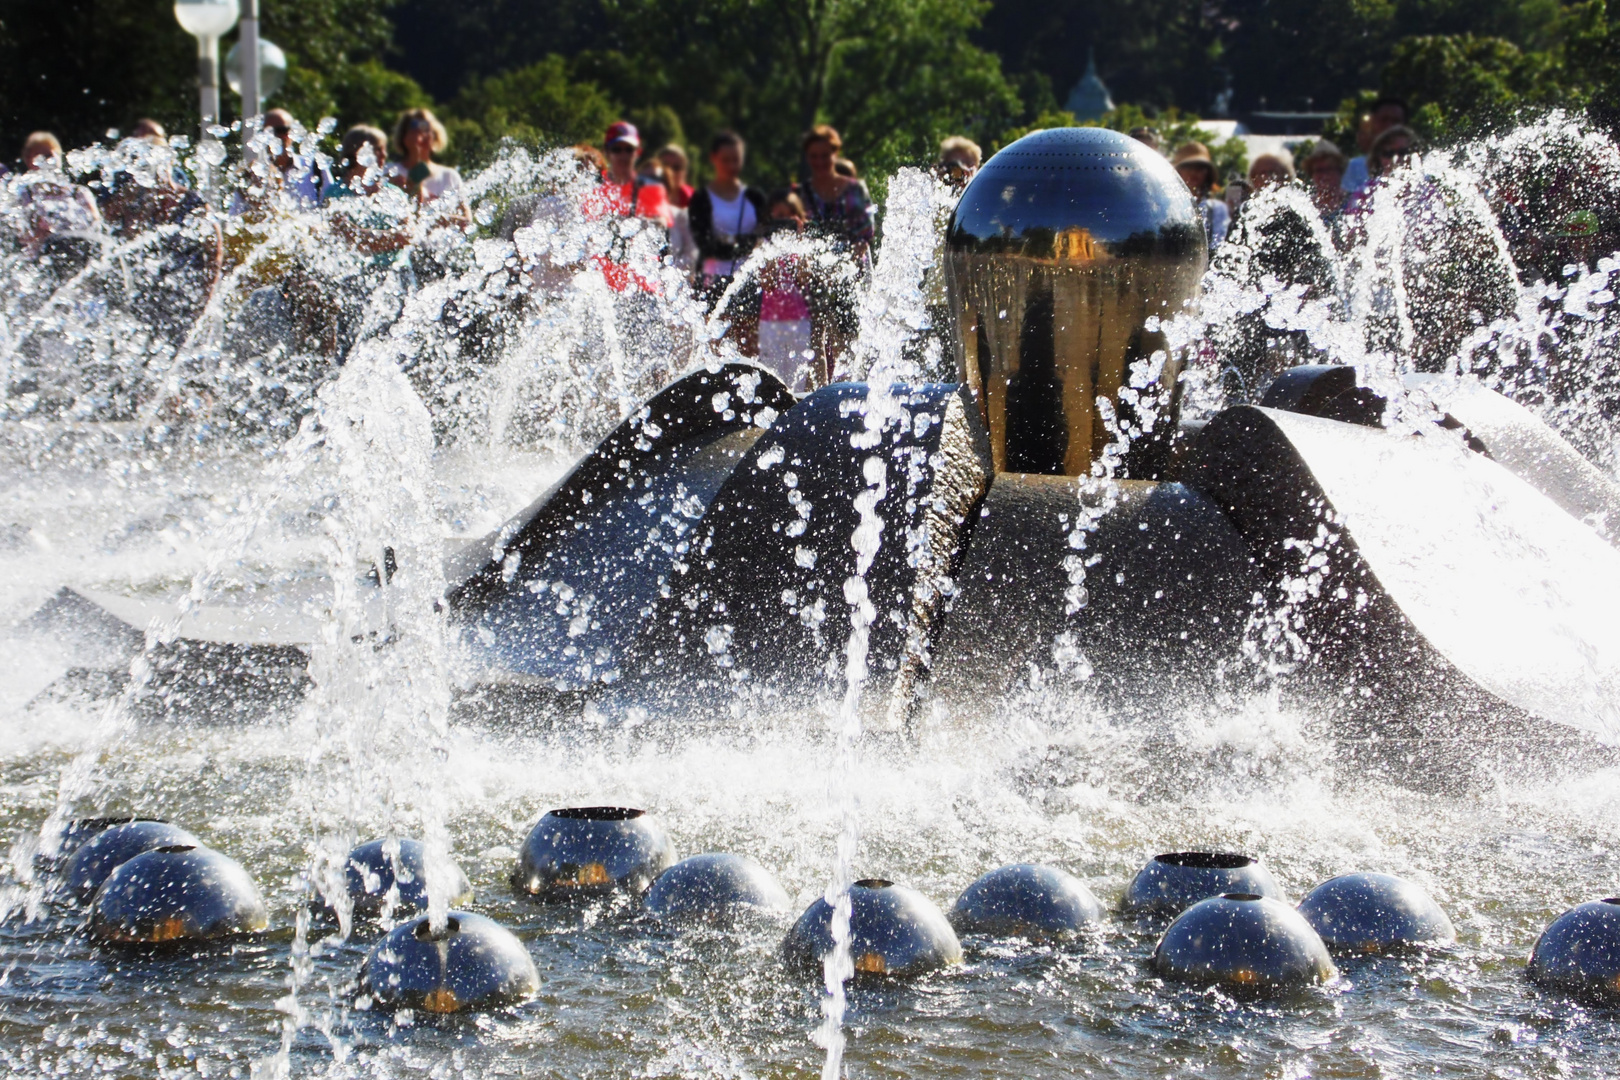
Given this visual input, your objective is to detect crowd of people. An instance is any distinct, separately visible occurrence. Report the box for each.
[6,97,1443,394]
[1140,95,1420,256]
[3,108,992,393]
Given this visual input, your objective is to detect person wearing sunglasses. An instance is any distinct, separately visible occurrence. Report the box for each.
[257,109,330,207]
[1344,126,1420,217]
[593,121,672,229]
[936,136,981,190]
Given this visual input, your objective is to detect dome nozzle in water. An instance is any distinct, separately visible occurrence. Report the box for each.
[90,845,268,945]
[324,837,473,921]
[1298,873,1456,954]
[516,807,675,901]
[782,879,962,978]
[1528,899,1620,1003]
[644,853,792,923]
[362,911,537,1013]
[1122,851,1284,920]
[1152,894,1336,993]
[950,863,1104,940]
[65,820,203,903]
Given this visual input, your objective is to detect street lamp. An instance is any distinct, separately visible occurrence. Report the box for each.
[225,38,287,115]
[173,0,239,132]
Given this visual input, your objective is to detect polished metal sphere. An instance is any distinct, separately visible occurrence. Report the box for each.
[644,853,792,922]
[66,820,201,902]
[90,845,268,944]
[337,838,474,920]
[781,879,962,978]
[949,863,1104,939]
[945,127,1205,477]
[515,807,677,901]
[1297,873,1455,953]
[1122,851,1285,920]
[1152,893,1336,992]
[361,911,539,1013]
[1527,898,1620,1003]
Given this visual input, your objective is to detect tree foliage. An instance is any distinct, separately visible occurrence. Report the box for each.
[446,56,620,163]
[0,0,430,161]
[559,0,1022,187]
[1002,103,1249,179]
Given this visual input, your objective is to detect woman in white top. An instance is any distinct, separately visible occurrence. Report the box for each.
[688,131,766,349]
[390,108,470,229]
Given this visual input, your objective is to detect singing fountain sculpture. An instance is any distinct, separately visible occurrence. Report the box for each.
[6,121,1620,1077]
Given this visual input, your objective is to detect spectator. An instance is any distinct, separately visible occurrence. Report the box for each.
[1346,125,1419,216]
[1247,154,1294,192]
[802,126,874,256]
[1342,96,1407,195]
[1171,141,1229,252]
[392,107,470,227]
[101,127,206,241]
[592,121,672,229]
[937,136,982,188]
[13,132,102,259]
[834,157,859,181]
[757,188,816,391]
[801,125,873,373]
[689,130,766,308]
[260,108,331,208]
[1301,140,1348,220]
[1129,126,1162,153]
[323,125,411,254]
[657,143,694,209]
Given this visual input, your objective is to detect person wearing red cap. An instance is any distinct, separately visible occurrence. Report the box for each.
[591,121,672,229]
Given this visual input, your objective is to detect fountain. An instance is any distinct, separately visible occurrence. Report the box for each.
[3,114,1620,1075]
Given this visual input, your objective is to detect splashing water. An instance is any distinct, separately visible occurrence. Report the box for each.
[0,117,1619,1080]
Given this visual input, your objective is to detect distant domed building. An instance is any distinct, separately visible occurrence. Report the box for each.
[1064,48,1114,122]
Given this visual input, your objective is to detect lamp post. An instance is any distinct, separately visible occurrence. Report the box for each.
[225,37,287,116]
[173,0,239,134]
[237,0,259,130]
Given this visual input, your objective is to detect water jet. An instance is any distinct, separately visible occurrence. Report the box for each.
[782,879,962,977]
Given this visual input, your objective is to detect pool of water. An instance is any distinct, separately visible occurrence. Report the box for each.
[3,612,1618,1078]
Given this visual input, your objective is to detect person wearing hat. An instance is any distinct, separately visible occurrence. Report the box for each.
[1172,141,1229,252]
[1301,139,1349,220]
[595,120,672,229]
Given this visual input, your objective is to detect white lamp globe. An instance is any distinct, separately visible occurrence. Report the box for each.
[174,0,239,39]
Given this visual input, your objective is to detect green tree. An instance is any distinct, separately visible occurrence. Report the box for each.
[571,0,1022,189]
[445,55,620,164]
[264,0,434,133]
[1381,33,1566,138]
[0,0,195,155]
[1000,102,1249,180]
[0,0,432,160]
